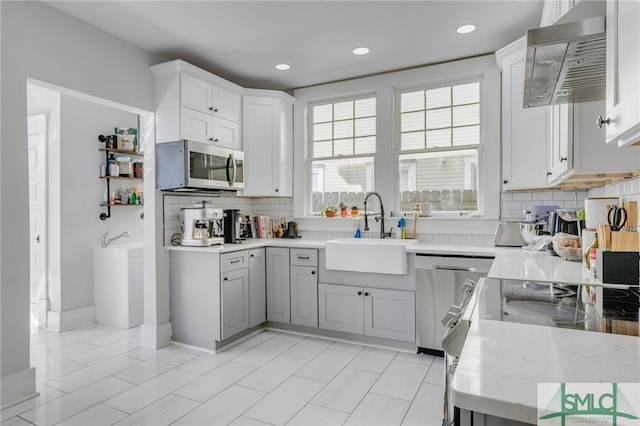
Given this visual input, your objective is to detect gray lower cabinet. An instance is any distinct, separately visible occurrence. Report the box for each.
[318,283,364,334]
[170,249,267,350]
[318,283,416,342]
[266,247,290,323]
[221,267,249,339]
[290,249,318,327]
[248,248,266,327]
[220,251,250,339]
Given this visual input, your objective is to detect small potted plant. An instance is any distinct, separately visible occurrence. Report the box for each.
[340,203,349,217]
[322,204,338,217]
[351,205,360,217]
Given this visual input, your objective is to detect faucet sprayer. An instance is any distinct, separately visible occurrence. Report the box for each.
[363,191,392,239]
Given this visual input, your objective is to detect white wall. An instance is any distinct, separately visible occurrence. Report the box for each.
[0,0,165,408]
[57,95,143,319]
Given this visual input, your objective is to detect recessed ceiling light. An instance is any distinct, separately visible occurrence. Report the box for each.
[275,63,290,71]
[456,24,477,34]
[352,47,370,56]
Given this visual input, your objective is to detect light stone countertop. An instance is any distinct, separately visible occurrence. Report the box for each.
[451,278,640,424]
[166,239,631,287]
[164,238,327,253]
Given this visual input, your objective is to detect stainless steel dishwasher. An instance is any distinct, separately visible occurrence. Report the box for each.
[415,253,494,355]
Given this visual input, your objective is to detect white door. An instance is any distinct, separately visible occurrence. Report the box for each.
[28,114,48,328]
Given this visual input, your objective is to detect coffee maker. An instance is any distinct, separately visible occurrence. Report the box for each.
[181,207,224,246]
[223,209,242,244]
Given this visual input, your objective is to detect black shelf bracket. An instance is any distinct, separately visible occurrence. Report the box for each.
[100,207,111,221]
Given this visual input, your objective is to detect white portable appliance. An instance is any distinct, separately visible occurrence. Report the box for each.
[181,207,224,246]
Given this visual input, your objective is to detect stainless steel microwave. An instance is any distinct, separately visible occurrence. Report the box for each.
[156,140,244,191]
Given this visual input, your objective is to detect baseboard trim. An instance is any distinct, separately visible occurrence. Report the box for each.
[47,305,96,332]
[1,367,37,410]
[140,322,172,349]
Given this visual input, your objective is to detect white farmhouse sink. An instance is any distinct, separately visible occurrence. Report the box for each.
[324,238,417,275]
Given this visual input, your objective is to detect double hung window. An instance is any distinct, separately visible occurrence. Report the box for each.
[310,96,376,213]
[398,81,481,214]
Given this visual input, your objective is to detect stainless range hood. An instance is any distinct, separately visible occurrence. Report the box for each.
[523,2,606,108]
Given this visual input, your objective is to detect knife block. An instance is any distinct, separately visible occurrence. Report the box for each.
[610,231,639,252]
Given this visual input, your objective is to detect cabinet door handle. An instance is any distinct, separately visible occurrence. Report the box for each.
[223,277,228,281]
[503,179,508,185]
[311,270,316,275]
[596,115,611,129]
[560,156,568,162]
[357,291,363,296]
[209,107,219,113]
[364,292,370,297]
[547,171,552,176]
[250,254,254,258]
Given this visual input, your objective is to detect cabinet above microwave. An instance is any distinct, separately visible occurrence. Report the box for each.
[156,140,244,192]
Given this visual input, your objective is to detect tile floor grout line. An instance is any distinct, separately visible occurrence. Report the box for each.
[13,326,445,426]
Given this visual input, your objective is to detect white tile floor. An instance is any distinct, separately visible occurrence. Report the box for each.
[3,325,445,425]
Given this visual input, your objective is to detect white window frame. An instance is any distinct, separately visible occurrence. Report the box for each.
[292,55,501,221]
[307,94,377,214]
[395,78,483,216]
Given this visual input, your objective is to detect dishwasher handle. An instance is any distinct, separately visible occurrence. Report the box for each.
[433,265,477,272]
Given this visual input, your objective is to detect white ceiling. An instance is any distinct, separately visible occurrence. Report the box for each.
[44,0,545,91]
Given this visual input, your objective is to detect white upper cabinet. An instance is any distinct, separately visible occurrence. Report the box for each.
[242,90,294,197]
[497,31,638,191]
[181,73,241,123]
[151,60,243,150]
[547,104,573,183]
[604,0,640,147]
[496,37,549,191]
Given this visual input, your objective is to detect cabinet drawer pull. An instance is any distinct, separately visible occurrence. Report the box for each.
[364,292,369,297]
[297,256,310,260]
[209,107,219,113]
[230,259,241,264]
[223,277,228,281]
[357,291,363,296]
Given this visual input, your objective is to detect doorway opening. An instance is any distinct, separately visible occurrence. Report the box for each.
[27,79,153,332]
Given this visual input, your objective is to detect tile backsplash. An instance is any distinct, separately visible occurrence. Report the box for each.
[500,190,588,220]
[587,175,640,203]
[163,193,293,246]
[162,180,640,247]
